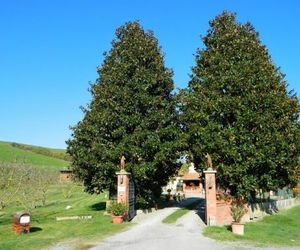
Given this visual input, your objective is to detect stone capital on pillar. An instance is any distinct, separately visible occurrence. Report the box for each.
[204,168,217,226]
[203,167,217,174]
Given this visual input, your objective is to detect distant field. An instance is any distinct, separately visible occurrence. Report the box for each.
[0,141,69,169]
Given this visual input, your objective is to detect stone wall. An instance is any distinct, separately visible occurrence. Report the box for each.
[248,198,299,220]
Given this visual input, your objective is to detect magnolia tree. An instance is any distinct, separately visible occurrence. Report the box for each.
[67,22,183,207]
[179,11,300,198]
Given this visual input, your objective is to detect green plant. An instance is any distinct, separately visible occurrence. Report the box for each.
[231,204,247,223]
[60,182,75,199]
[217,192,232,202]
[108,202,127,216]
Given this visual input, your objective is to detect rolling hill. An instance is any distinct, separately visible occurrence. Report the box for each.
[0,141,69,169]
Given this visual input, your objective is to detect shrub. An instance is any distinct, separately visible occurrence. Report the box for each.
[231,204,247,223]
[107,202,127,216]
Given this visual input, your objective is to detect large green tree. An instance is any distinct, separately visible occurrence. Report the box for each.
[180,11,300,198]
[67,22,182,206]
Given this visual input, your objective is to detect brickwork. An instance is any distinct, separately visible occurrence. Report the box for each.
[204,169,217,225]
[216,201,232,225]
[12,223,30,234]
[59,170,72,183]
[116,170,131,204]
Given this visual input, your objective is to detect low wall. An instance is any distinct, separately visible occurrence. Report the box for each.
[216,201,232,225]
[216,198,299,226]
[248,198,299,220]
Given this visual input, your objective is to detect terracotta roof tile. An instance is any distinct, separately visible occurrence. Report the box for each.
[182,172,201,180]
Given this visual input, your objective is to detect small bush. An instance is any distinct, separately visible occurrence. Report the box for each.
[107,202,127,216]
[231,203,247,223]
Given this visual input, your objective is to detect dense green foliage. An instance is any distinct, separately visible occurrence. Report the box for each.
[11,142,70,161]
[204,205,300,247]
[180,12,300,197]
[0,141,69,169]
[67,21,182,206]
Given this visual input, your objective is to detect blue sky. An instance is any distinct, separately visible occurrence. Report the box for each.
[1,0,299,149]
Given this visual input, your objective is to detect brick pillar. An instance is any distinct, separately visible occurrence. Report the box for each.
[116,170,131,204]
[204,168,217,226]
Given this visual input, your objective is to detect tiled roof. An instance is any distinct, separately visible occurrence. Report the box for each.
[182,172,201,180]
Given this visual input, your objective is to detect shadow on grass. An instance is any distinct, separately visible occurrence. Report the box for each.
[249,200,279,215]
[30,227,42,233]
[89,202,106,211]
[225,225,231,232]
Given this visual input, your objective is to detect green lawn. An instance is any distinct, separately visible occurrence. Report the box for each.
[0,141,69,169]
[162,199,201,224]
[0,183,129,250]
[0,141,128,249]
[162,207,191,224]
[204,205,300,247]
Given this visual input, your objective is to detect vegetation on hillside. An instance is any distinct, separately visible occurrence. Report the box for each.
[11,142,70,161]
[67,21,183,207]
[179,11,300,198]
[0,141,69,169]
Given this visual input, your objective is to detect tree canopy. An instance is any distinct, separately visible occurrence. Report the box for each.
[67,21,182,206]
[179,11,300,198]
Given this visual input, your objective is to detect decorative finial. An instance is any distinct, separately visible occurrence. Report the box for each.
[120,155,126,170]
[205,153,213,170]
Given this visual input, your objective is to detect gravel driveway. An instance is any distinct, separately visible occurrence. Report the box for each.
[51,197,298,250]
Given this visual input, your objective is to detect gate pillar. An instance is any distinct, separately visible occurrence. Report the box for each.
[204,168,217,226]
[116,169,131,204]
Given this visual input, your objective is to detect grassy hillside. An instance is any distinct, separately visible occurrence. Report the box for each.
[0,184,128,250]
[12,142,67,153]
[0,141,69,169]
[0,142,127,250]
